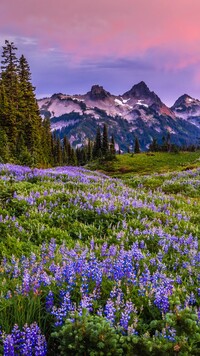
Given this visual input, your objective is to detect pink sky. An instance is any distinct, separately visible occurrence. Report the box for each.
[1,0,200,104]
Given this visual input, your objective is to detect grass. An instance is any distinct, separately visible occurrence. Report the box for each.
[1,164,200,354]
[88,151,200,177]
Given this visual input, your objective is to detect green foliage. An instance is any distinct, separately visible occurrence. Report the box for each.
[0,128,10,162]
[92,125,116,162]
[52,310,124,355]
[93,126,102,158]
[51,308,200,355]
[0,164,200,354]
[134,136,141,154]
[102,123,109,156]
[0,40,52,166]
[89,151,200,178]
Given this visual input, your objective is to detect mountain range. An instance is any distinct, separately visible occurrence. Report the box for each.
[38,81,200,151]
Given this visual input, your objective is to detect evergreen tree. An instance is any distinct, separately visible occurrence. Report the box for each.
[93,126,102,158]
[102,123,109,156]
[0,128,10,162]
[70,148,77,165]
[161,135,167,151]
[0,41,19,154]
[63,135,72,164]
[51,132,57,165]
[55,136,62,165]
[0,82,9,133]
[17,54,43,163]
[62,136,68,164]
[149,137,158,152]
[76,147,81,165]
[82,147,87,164]
[166,132,171,152]
[110,134,116,156]
[0,40,51,166]
[76,146,87,165]
[42,118,52,165]
[1,40,18,100]
[87,138,92,162]
[134,136,140,154]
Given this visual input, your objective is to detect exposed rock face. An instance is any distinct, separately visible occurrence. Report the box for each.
[87,85,111,100]
[123,81,157,99]
[171,94,200,128]
[38,81,200,150]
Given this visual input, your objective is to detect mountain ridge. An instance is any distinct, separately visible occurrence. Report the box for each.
[38,81,200,151]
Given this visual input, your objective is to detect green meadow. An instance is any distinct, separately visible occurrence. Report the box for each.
[89,151,200,177]
[0,157,200,355]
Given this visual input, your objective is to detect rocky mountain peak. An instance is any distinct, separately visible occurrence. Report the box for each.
[87,85,111,100]
[51,93,64,99]
[122,81,161,104]
[132,80,149,92]
[123,81,150,96]
[171,94,195,109]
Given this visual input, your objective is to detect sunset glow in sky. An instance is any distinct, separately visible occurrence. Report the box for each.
[1,0,200,105]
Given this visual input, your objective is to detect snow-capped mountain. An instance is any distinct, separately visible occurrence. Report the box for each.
[38,82,200,151]
[171,94,200,128]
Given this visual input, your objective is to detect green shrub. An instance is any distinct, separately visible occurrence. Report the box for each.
[52,310,124,355]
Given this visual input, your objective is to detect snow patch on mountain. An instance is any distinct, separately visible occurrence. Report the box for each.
[42,100,83,117]
[37,82,200,151]
[115,98,125,106]
[51,119,79,131]
[73,97,85,102]
[136,99,149,108]
[85,109,100,119]
[121,98,130,104]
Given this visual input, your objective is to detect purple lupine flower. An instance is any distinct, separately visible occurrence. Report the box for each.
[104,299,116,325]
[45,290,54,312]
[3,335,15,356]
[79,295,93,313]
[120,301,134,331]
[22,269,31,296]
[1,323,45,355]
[154,287,170,313]
[34,333,47,356]
[51,291,74,326]
[10,324,23,353]
[189,292,196,306]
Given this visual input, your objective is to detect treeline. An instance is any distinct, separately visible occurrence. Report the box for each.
[0,40,116,167]
[128,134,200,155]
[0,40,53,166]
[52,124,116,166]
[149,133,200,153]
[1,40,198,167]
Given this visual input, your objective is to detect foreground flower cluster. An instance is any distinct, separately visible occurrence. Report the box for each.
[0,323,47,356]
[0,164,200,354]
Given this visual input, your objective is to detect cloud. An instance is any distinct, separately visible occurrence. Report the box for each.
[1,0,200,62]
[1,0,200,103]
[82,57,154,71]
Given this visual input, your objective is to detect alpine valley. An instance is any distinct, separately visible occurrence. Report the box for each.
[38,81,200,151]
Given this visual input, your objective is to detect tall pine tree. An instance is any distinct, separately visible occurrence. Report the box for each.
[0,40,19,155]
[0,40,52,166]
[93,126,102,158]
[102,123,109,156]
[134,136,140,154]
[110,134,116,156]
[17,54,43,164]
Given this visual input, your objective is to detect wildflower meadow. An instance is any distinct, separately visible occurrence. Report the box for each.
[0,163,200,355]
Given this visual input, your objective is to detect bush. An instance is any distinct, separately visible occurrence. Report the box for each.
[52,309,124,355]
